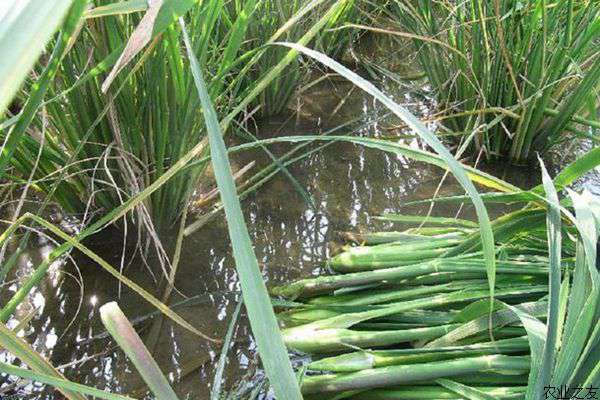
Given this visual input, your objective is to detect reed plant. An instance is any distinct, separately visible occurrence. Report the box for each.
[2,0,354,232]
[242,0,360,117]
[380,0,600,163]
[0,3,342,398]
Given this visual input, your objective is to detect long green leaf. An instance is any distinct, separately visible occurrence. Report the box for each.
[532,158,562,398]
[180,19,302,399]
[499,302,546,400]
[404,146,600,207]
[0,0,74,114]
[187,134,518,193]
[100,302,179,400]
[436,378,497,400]
[85,0,148,18]
[426,301,547,349]
[0,0,87,177]
[0,362,133,400]
[552,190,600,385]
[0,323,85,400]
[211,300,242,400]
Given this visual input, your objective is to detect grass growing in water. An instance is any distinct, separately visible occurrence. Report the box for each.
[3,0,354,232]
[379,0,600,163]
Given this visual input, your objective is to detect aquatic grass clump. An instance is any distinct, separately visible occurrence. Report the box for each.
[384,0,600,163]
[273,170,600,397]
[3,0,354,231]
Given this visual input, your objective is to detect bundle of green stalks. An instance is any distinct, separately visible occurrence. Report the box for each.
[380,0,600,163]
[273,186,600,398]
[4,0,355,231]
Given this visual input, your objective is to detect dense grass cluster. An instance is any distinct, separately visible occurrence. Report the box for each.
[384,0,600,162]
[4,0,355,231]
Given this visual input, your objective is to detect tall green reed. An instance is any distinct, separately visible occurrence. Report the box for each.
[383,0,600,163]
[243,0,359,117]
[4,0,354,232]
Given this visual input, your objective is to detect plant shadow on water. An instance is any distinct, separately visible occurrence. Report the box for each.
[1,76,597,399]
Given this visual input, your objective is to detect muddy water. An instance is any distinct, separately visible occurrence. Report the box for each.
[1,77,597,399]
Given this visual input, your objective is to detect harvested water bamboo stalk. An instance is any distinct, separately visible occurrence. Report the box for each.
[347,385,526,399]
[339,231,466,245]
[272,193,588,397]
[307,336,530,372]
[279,284,548,326]
[308,280,487,306]
[284,323,461,353]
[300,355,531,394]
[272,258,550,298]
[329,238,462,272]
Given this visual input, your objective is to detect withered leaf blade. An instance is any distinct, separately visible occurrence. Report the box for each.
[101,0,163,93]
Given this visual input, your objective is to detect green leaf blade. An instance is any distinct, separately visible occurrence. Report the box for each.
[0,0,74,114]
[180,19,302,400]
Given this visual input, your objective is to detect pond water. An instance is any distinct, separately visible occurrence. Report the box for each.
[1,74,598,399]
